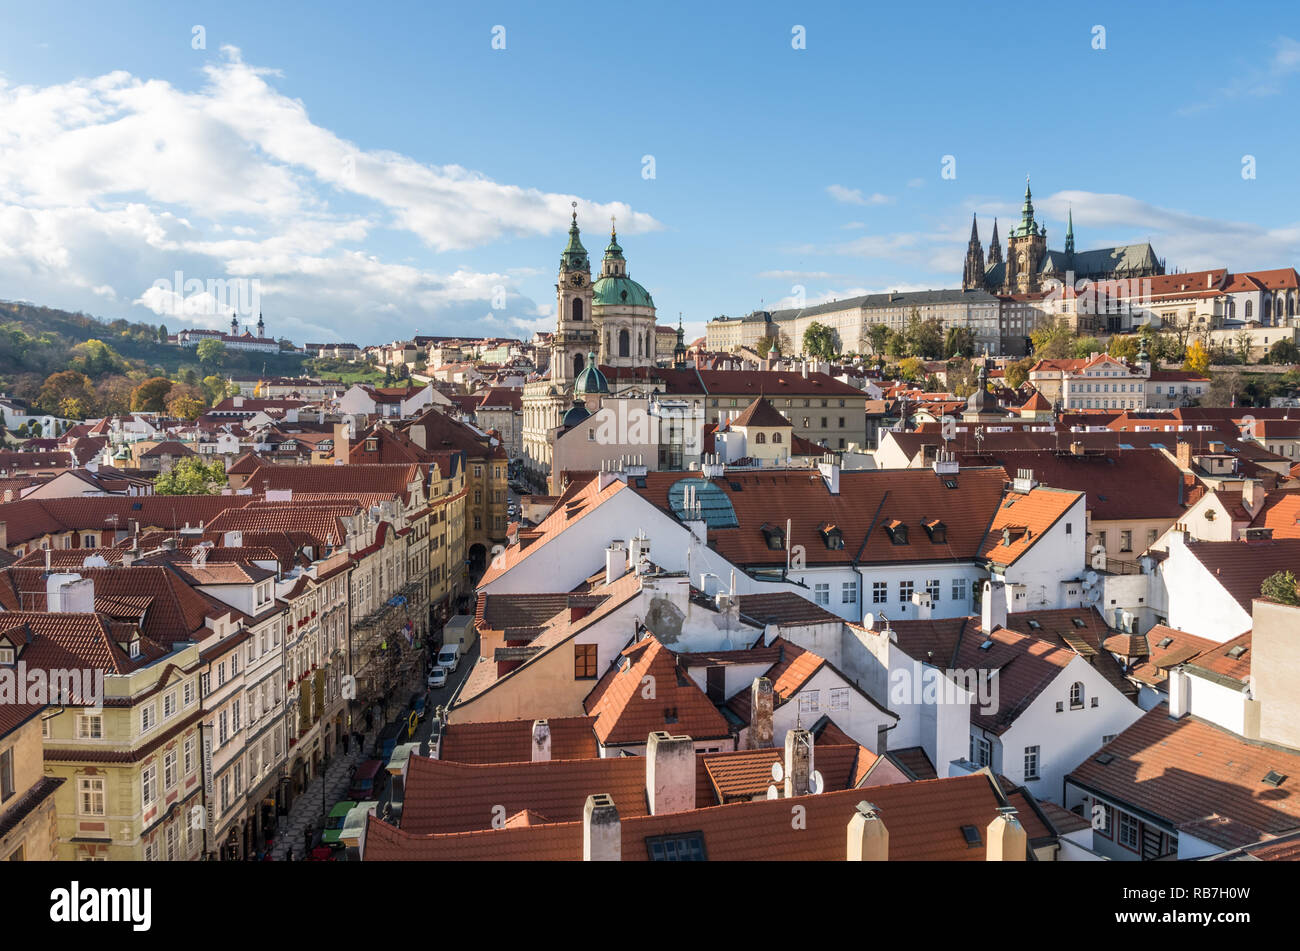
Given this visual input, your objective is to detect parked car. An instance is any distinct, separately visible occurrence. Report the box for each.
[348,760,384,801]
[322,801,357,847]
[427,667,448,689]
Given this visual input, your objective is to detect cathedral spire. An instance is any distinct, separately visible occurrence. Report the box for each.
[987,218,1002,265]
[560,202,589,272]
[1020,175,1035,234]
[962,212,985,290]
[969,211,979,243]
[1065,206,1075,255]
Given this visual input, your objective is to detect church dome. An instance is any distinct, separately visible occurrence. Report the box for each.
[574,352,609,396]
[592,275,654,309]
[562,399,592,428]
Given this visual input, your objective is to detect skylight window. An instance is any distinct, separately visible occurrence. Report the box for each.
[1263,770,1286,788]
[1027,619,1041,630]
[646,832,707,861]
[1071,618,1086,629]
[979,639,993,650]
[1157,637,1174,649]
[1226,644,1248,660]
[1094,753,1115,765]
[667,479,739,529]
[960,825,982,847]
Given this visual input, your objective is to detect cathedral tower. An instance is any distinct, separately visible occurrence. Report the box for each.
[987,218,1002,266]
[1005,177,1047,294]
[962,213,985,291]
[591,217,656,370]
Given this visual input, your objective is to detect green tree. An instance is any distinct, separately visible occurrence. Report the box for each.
[130,376,174,412]
[36,370,97,416]
[1030,318,1075,359]
[1267,338,1299,365]
[1004,357,1035,390]
[201,374,229,405]
[885,330,908,360]
[153,457,228,495]
[1107,335,1139,361]
[1072,336,1104,359]
[1234,330,1255,364]
[756,333,777,358]
[802,321,837,360]
[196,338,227,370]
[1260,570,1300,606]
[944,326,975,359]
[863,323,891,357]
[69,338,128,377]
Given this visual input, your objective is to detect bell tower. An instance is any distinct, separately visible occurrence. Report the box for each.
[552,203,596,385]
[1005,177,1047,294]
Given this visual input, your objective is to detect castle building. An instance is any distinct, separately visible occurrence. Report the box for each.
[962,178,1165,295]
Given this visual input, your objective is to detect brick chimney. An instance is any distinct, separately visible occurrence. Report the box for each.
[582,793,621,861]
[1175,440,1192,470]
[531,719,551,762]
[645,731,696,815]
[749,677,775,748]
[846,801,889,861]
[783,728,813,797]
[986,808,1027,861]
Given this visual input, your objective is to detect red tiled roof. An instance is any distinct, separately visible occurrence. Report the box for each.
[1183,538,1300,613]
[729,396,792,429]
[1068,707,1300,850]
[438,716,599,764]
[978,486,1082,568]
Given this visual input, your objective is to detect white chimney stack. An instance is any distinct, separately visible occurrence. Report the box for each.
[986,808,1027,861]
[605,545,627,586]
[645,732,696,815]
[531,719,552,762]
[846,801,889,861]
[981,580,1007,634]
[582,794,621,861]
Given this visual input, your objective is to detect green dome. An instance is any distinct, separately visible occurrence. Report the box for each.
[592,275,654,309]
[574,352,609,396]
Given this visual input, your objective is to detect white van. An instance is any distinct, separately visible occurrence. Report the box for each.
[436,643,460,672]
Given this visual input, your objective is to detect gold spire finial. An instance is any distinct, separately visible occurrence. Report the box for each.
[571,200,577,223]
[610,214,616,236]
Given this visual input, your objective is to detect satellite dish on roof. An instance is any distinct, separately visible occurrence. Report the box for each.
[771,762,784,783]
[863,613,875,631]
[810,770,825,795]
[1084,571,1099,588]
[766,784,780,800]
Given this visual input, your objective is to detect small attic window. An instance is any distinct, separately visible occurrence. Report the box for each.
[979,639,993,650]
[1226,644,1248,660]
[760,522,785,550]
[1157,636,1174,649]
[1094,753,1115,765]
[960,825,982,847]
[0,645,14,665]
[1071,618,1086,629]
[885,521,908,545]
[1263,770,1286,788]
[1027,619,1042,630]
[819,523,844,550]
[923,519,946,543]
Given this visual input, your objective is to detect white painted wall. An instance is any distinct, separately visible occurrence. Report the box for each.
[1158,535,1252,641]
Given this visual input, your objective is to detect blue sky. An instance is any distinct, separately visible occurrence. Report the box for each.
[1,0,1298,346]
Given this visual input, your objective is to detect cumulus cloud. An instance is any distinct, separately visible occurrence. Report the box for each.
[0,46,662,341]
[826,184,892,206]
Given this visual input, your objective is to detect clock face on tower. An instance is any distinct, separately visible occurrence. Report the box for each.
[572,275,584,286]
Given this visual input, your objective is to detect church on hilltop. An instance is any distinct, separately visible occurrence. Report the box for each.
[962,178,1165,295]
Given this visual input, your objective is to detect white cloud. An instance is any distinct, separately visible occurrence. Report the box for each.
[826,184,892,206]
[1178,36,1300,114]
[0,46,662,341]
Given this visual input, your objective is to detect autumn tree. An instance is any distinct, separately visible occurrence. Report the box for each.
[1183,339,1211,375]
[1107,335,1139,361]
[863,323,891,358]
[130,377,174,412]
[153,457,227,495]
[1004,357,1035,390]
[36,371,96,416]
[944,326,975,359]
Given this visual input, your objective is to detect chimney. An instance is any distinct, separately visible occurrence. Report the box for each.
[1242,479,1265,517]
[645,731,696,815]
[876,723,891,756]
[986,808,1027,861]
[605,545,627,586]
[0,520,6,551]
[1175,440,1192,470]
[582,794,621,861]
[783,728,813,797]
[333,421,352,462]
[47,573,94,613]
[531,719,551,762]
[818,456,840,495]
[846,801,889,861]
[749,677,775,748]
[911,590,932,621]
[981,580,1007,633]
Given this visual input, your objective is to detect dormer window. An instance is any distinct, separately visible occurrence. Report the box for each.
[922,519,946,543]
[819,523,843,550]
[760,522,785,550]
[884,520,908,545]
[0,646,14,666]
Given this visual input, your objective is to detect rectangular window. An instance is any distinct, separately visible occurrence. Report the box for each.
[970,734,991,767]
[0,748,12,802]
[79,777,106,816]
[163,691,177,720]
[798,690,820,714]
[899,580,914,603]
[1118,812,1140,850]
[574,644,598,680]
[183,681,195,707]
[1119,530,1132,552]
[1023,745,1040,781]
[78,714,104,740]
[829,687,849,712]
[141,704,156,734]
[184,736,195,775]
[813,583,830,606]
[142,764,157,807]
[951,578,968,602]
[926,579,941,601]
[164,750,177,789]
[872,581,888,604]
[841,581,858,604]
[199,672,210,697]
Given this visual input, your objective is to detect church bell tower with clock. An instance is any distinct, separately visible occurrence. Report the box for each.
[552,203,596,385]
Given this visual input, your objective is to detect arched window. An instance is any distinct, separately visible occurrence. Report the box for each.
[1246,300,1254,319]
[754,432,766,444]
[573,352,585,377]
[1069,681,1084,709]
[571,298,584,321]
[1264,297,1272,322]
[772,432,782,444]
[618,329,630,357]
[1289,293,1296,317]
